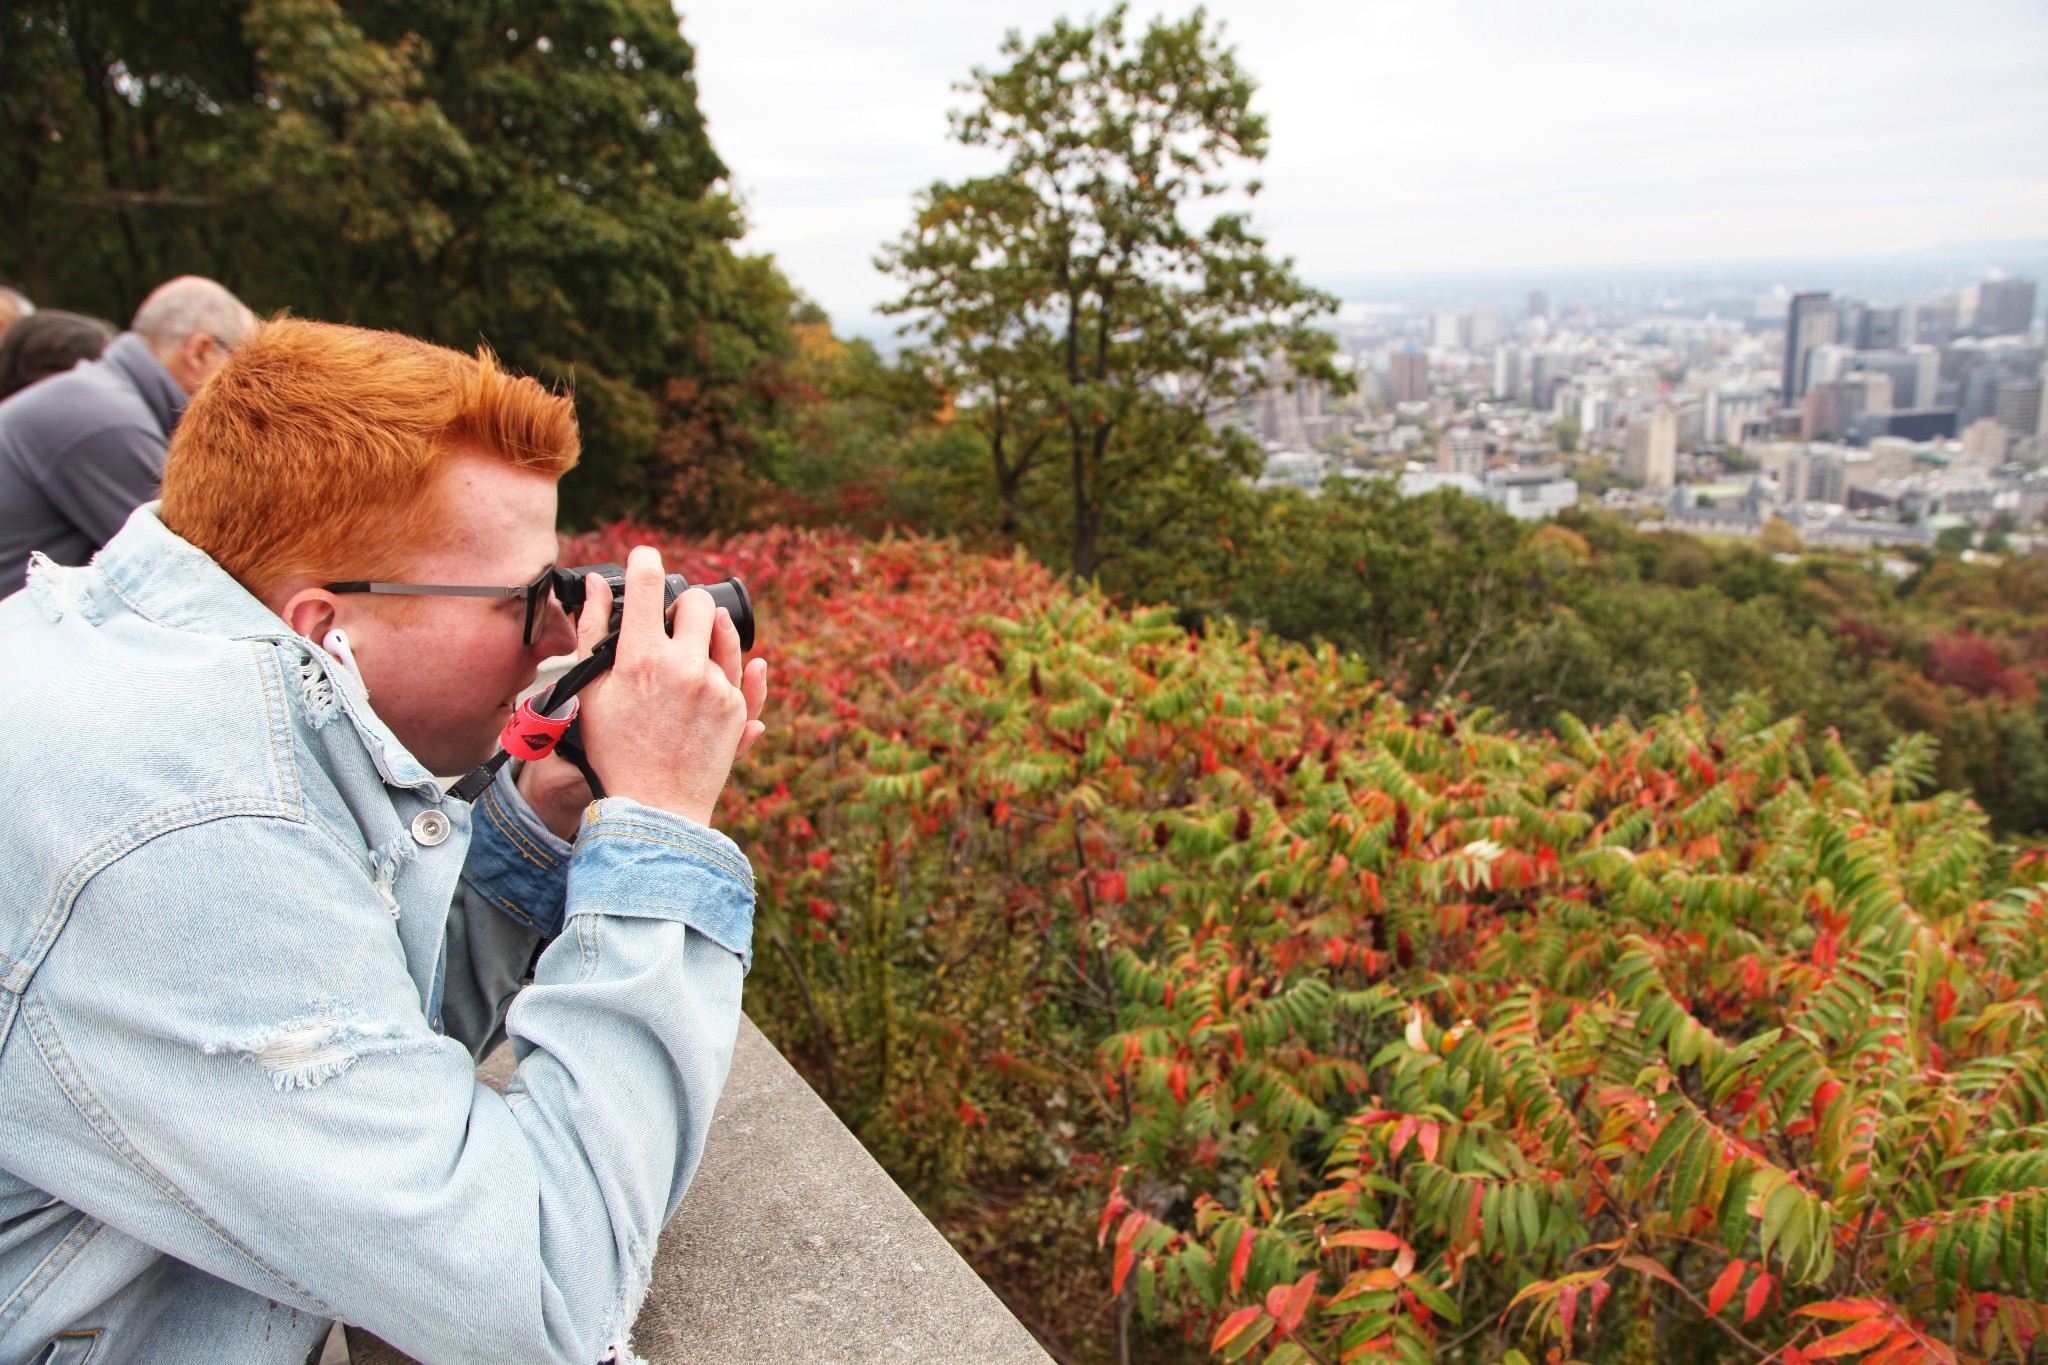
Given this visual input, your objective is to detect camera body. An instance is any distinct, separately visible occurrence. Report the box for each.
[551,562,755,651]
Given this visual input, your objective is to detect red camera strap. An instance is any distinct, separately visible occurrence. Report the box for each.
[498,694,579,761]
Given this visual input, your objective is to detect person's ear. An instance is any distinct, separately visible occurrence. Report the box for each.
[278,587,341,644]
[188,332,225,378]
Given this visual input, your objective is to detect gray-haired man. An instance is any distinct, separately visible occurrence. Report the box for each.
[0,275,257,590]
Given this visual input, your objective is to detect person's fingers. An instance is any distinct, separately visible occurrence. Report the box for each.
[620,546,668,651]
[742,657,767,727]
[576,574,612,660]
[667,580,716,663]
[708,607,743,688]
[735,718,766,760]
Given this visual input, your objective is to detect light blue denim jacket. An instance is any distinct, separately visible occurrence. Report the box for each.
[0,507,754,1365]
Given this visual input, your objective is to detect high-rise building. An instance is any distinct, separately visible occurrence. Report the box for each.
[1782,293,1838,400]
[1844,371,1893,416]
[1844,303,1905,350]
[1436,429,1486,477]
[1805,344,1854,389]
[1705,387,1771,444]
[1528,290,1550,320]
[1622,406,1677,487]
[1493,346,1525,402]
[1388,348,1430,404]
[1431,311,1464,349]
[1851,350,1935,409]
[1975,279,2038,338]
[1995,380,2041,439]
[1916,295,1962,347]
[1803,384,1846,442]
[1528,352,1569,411]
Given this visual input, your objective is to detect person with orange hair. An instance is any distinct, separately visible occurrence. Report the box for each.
[0,319,768,1364]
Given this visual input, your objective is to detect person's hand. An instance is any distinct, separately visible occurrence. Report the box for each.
[565,546,767,828]
[515,573,613,841]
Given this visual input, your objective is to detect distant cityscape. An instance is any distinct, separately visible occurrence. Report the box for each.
[1232,271,2046,556]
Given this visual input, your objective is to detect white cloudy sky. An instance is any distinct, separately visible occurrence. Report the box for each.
[680,0,2048,329]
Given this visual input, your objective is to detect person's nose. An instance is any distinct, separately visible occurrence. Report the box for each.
[532,602,578,659]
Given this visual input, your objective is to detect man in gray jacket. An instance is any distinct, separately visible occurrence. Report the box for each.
[0,275,255,589]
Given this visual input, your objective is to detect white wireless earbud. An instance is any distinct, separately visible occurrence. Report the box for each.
[322,627,367,696]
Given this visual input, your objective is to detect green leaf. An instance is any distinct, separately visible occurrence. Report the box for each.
[1670,1125,1713,1217]
[1719,1161,1755,1256]
[2028,1192,2048,1298]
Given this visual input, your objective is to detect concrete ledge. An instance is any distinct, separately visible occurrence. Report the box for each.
[347,1016,1051,1364]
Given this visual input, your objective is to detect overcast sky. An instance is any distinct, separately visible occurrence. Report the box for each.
[680,0,2048,330]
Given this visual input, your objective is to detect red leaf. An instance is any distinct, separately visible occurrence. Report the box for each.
[1619,1254,1683,1290]
[1557,1283,1579,1355]
[1211,1306,1264,1351]
[1795,1300,1891,1324]
[1328,1230,1408,1253]
[1806,1319,1893,1358]
[1229,1226,1255,1294]
[1272,1270,1318,1333]
[1933,978,1956,1024]
[1707,1260,1746,1317]
[1112,1212,1144,1296]
[1389,1115,1419,1158]
[1417,1121,1441,1163]
[1743,1271,1774,1325]
[1096,1191,1127,1248]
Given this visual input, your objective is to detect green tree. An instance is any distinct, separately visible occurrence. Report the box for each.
[880,4,1344,582]
[0,0,794,526]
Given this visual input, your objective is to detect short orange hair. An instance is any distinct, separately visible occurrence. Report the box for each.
[160,319,579,602]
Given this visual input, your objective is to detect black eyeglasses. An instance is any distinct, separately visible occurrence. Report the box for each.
[323,564,562,647]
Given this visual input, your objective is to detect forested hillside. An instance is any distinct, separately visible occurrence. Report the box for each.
[568,521,2048,1365]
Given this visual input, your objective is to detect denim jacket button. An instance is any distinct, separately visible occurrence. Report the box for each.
[411,809,452,847]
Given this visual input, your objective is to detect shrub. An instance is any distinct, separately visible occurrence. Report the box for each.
[567,523,2048,1364]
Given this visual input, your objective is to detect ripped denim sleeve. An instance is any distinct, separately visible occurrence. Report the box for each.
[202,1001,439,1090]
[462,764,573,938]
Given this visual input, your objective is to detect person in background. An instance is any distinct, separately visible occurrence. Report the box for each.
[0,275,255,590]
[0,309,117,399]
[0,285,31,339]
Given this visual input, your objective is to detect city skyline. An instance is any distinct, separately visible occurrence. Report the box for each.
[682,0,2048,333]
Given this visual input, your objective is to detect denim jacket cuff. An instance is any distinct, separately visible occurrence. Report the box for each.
[459,765,574,938]
[567,798,756,970]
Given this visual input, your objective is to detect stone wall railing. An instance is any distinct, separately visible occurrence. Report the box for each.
[338,1017,1054,1365]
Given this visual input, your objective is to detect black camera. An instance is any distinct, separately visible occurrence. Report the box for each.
[552,562,755,652]
[447,562,759,803]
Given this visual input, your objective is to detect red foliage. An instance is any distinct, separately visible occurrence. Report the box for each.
[1835,616,1894,660]
[1923,628,2033,701]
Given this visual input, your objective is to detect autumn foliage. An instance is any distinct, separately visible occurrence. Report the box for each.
[567,523,2048,1365]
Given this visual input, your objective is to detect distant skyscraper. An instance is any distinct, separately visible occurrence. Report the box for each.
[1437,429,1487,477]
[1853,350,1937,409]
[1859,304,1904,351]
[1782,293,1838,401]
[1995,379,2041,438]
[1976,280,2038,338]
[1493,346,1525,402]
[1431,311,1464,349]
[1622,407,1677,487]
[1388,349,1430,404]
[1528,290,1550,320]
[1528,352,1570,412]
[1916,295,1961,347]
